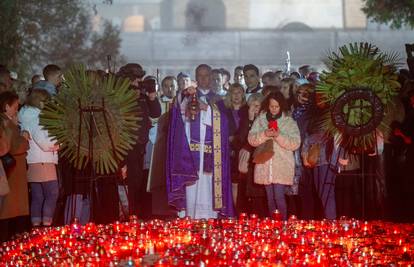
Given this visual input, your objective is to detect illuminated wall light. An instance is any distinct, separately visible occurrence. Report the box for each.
[123,15,145,32]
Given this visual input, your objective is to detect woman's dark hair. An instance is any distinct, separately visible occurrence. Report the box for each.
[0,91,19,113]
[262,85,280,96]
[281,77,296,108]
[260,91,288,115]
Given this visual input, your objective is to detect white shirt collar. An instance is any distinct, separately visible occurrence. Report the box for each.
[216,89,227,96]
[198,88,210,95]
[161,95,173,102]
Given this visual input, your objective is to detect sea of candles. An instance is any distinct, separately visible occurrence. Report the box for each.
[1,213,413,266]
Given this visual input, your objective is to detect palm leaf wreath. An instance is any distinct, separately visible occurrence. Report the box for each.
[316,42,401,153]
[39,65,140,174]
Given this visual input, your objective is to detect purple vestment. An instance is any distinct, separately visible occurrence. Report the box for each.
[166,94,234,218]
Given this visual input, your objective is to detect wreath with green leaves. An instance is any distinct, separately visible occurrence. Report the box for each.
[39,65,139,174]
[317,42,401,153]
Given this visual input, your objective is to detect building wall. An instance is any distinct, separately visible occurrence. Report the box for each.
[248,0,344,29]
[90,1,411,80]
[119,30,414,78]
[93,1,161,31]
[224,0,250,29]
[344,0,367,28]
[93,0,368,31]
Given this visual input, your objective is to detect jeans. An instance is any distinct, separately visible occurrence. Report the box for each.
[30,180,59,226]
[265,183,287,220]
[313,165,336,220]
[64,194,90,225]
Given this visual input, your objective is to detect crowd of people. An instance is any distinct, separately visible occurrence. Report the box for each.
[0,61,413,242]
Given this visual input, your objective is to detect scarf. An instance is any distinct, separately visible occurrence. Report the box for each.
[266,111,282,122]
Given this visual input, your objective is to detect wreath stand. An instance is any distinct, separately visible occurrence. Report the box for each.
[312,42,399,222]
[69,98,129,223]
[322,88,385,220]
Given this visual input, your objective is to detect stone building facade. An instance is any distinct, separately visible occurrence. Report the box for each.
[90,0,412,79]
[92,0,367,32]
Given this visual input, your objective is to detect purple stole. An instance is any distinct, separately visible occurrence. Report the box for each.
[189,115,213,173]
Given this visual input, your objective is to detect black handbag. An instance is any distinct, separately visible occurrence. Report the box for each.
[1,153,16,175]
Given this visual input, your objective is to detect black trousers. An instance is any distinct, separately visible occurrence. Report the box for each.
[363,154,386,220]
[335,170,362,219]
[126,145,147,218]
[298,167,316,219]
[93,176,120,224]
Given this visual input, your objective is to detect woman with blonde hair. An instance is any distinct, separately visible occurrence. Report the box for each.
[280,78,296,110]
[19,88,59,227]
[224,83,246,109]
[224,83,246,210]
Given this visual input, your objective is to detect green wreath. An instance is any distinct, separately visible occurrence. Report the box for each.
[317,42,401,153]
[39,65,140,174]
[331,88,384,136]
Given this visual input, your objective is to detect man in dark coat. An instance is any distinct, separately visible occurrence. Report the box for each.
[117,63,161,218]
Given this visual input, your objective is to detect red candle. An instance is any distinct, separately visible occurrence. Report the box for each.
[268,120,278,130]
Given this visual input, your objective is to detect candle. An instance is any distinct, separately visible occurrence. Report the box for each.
[2,218,414,265]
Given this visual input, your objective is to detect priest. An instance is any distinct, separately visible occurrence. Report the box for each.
[166,64,234,219]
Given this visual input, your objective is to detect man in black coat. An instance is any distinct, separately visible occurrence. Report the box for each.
[117,63,161,218]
